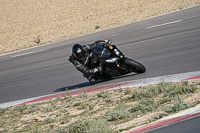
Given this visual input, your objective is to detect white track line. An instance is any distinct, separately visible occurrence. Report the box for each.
[145,20,182,29]
[12,49,47,58]
[109,34,119,37]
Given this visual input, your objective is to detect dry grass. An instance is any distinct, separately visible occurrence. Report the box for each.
[0,80,199,132]
[0,0,200,54]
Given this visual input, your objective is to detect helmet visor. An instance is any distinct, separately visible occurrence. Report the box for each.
[75,52,84,59]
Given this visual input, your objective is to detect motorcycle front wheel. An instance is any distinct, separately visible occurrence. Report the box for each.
[124,58,146,74]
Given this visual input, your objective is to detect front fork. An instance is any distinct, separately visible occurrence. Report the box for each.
[116,55,126,69]
[117,57,133,73]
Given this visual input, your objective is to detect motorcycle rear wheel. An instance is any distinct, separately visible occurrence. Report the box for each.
[124,58,146,73]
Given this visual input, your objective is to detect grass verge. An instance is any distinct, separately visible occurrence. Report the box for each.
[0,80,200,132]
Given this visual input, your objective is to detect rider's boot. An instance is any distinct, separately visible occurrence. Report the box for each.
[87,75,97,85]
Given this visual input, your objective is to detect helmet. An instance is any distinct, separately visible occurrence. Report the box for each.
[72,43,85,60]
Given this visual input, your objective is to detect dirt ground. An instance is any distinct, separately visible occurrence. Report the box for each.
[0,0,200,54]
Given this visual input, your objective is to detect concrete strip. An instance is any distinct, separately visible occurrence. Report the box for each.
[161,104,200,120]
[122,104,200,133]
[124,112,200,133]
[120,71,200,89]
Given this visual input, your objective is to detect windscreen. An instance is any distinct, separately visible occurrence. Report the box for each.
[91,45,111,58]
[90,45,111,63]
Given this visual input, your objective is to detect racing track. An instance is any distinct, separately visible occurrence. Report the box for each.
[0,5,200,104]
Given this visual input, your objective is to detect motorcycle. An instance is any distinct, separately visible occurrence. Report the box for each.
[88,43,146,83]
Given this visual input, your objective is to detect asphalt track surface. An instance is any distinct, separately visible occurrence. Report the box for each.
[146,115,200,133]
[0,6,200,104]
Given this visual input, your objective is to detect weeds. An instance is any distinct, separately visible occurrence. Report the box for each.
[0,108,7,116]
[45,117,56,123]
[78,91,88,98]
[13,104,27,113]
[73,101,93,110]
[105,99,114,103]
[97,90,110,98]
[159,97,172,104]
[95,25,100,29]
[26,106,39,114]
[68,119,117,133]
[132,85,160,100]
[124,88,132,95]
[151,113,168,121]
[163,95,192,113]
[49,124,54,129]
[29,128,41,133]
[0,80,199,133]
[163,81,197,97]
[129,99,158,113]
[80,103,88,110]
[132,81,198,101]
[33,35,40,44]
[89,104,95,110]
[44,106,53,112]
[68,119,90,133]
[55,128,66,133]
[59,108,67,113]
[67,92,72,99]
[74,102,82,107]
[105,103,130,121]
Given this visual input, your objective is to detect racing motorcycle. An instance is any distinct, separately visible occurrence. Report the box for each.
[88,43,146,83]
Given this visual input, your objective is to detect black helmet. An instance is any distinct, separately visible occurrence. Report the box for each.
[72,43,85,60]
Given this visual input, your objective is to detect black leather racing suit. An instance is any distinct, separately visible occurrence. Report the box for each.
[69,40,107,79]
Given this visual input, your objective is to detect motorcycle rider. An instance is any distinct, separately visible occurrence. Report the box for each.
[69,40,112,84]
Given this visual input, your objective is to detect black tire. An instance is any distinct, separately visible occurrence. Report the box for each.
[124,58,146,73]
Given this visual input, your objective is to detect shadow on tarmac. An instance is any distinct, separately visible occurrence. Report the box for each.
[54,73,138,92]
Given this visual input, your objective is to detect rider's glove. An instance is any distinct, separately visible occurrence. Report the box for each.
[93,66,102,73]
[105,39,112,46]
